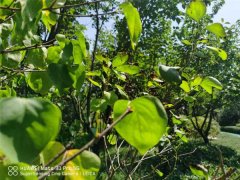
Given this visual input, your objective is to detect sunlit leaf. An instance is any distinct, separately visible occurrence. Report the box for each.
[206,23,226,38]
[113,96,168,154]
[120,2,142,50]
[182,40,192,46]
[56,34,66,48]
[206,46,227,60]
[115,65,140,75]
[40,141,65,166]
[200,76,223,94]
[180,81,191,93]
[186,0,206,22]
[112,53,128,67]
[190,165,208,178]
[88,78,102,88]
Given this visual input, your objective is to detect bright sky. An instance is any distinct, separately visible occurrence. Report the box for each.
[80,0,240,41]
[213,0,240,24]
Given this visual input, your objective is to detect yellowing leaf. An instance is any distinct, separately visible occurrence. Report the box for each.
[186,0,206,22]
[64,150,100,180]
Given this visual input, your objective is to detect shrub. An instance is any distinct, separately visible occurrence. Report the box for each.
[221,126,240,135]
[218,104,240,126]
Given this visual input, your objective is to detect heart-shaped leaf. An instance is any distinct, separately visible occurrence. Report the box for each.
[113,96,168,154]
[25,72,53,95]
[0,98,62,163]
[186,0,206,22]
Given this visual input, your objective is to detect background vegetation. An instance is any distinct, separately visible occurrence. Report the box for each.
[0,0,239,179]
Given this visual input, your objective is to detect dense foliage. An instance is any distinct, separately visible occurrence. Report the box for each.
[0,0,239,179]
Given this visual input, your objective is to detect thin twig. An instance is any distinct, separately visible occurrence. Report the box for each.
[38,108,132,180]
[50,9,117,17]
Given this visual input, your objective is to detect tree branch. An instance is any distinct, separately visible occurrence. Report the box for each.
[38,107,132,180]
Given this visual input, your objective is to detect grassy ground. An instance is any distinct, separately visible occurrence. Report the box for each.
[211,132,240,154]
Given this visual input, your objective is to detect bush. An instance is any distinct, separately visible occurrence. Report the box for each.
[218,104,240,126]
[221,126,240,135]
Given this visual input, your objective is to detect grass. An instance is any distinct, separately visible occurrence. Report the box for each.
[211,132,240,154]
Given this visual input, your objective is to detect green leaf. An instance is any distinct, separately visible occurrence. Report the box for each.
[115,65,140,75]
[64,150,101,180]
[104,91,118,106]
[25,72,52,95]
[1,51,25,68]
[48,63,74,93]
[191,76,202,87]
[107,134,117,145]
[88,78,102,88]
[60,42,74,64]
[186,0,206,22]
[72,31,87,64]
[175,129,188,143]
[19,0,42,25]
[155,169,164,177]
[182,40,192,46]
[184,96,196,102]
[190,165,208,179]
[69,64,86,92]
[90,98,107,112]
[200,76,223,94]
[112,53,128,67]
[41,0,66,31]
[115,84,128,99]
[206,46,227,60]
[56,34,66,48]
[206,23,226,38]
[25,48,47,68]
[113,96,168,154]
[0,163,38,179]
[180,81,191,93]
[120,2,142,50]
[40,141,65,166]
[0,0,12,20]
[0,97,62,163]
[0,86,16,98]
[159,65,181,83]
[46,46,62,64]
